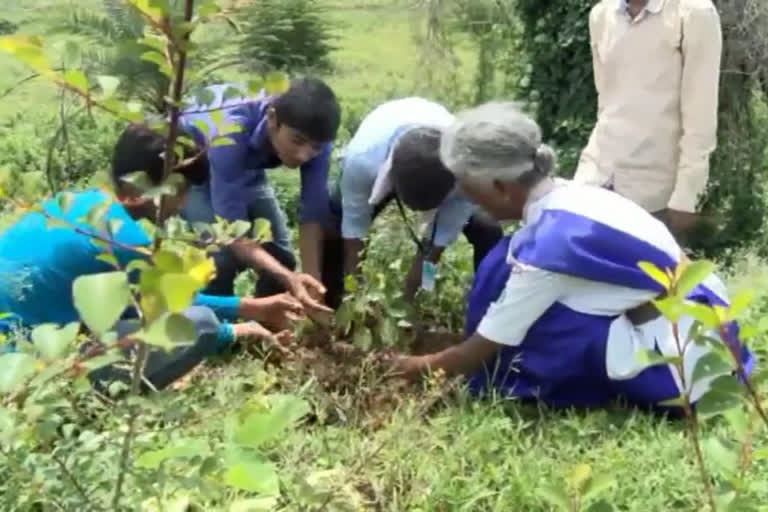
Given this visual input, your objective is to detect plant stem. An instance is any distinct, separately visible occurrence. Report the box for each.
[719,325,768,428]
[673,323,717,511]
[156,0,195,250]
[52,451,97,511]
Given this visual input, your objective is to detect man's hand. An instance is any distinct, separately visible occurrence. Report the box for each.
[239,294,304,330]
[658,209,700,239]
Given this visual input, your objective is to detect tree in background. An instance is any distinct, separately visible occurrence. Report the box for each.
[433,0,768,258]
[236,0,336,74]
[52,0,236,112]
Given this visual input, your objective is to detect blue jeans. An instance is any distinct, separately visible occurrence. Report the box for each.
[86,306,224,395]
[182,181,297,297]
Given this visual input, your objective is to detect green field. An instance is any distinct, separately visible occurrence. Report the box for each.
[0,1,767,511]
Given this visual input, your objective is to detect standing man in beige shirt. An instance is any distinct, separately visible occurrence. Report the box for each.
[575,0,722,240]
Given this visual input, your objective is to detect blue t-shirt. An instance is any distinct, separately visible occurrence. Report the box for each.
[0,189,238,346]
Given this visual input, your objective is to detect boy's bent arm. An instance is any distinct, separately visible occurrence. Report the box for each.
[298,146,333,281]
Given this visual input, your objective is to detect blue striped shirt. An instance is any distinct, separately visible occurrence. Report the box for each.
[180,83,332,224]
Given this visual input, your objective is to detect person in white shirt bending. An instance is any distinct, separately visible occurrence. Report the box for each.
[328,97,503,299]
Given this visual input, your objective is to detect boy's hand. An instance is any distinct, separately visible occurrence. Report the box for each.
[232,322,294,354]
[239,294,304,330]
[283,272,333,313]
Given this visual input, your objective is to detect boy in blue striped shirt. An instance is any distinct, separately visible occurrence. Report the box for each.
[0,124,302,392]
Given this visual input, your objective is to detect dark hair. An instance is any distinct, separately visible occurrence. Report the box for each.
[272,77,340,143]
[111,123,209,189]
[390,127,455,211]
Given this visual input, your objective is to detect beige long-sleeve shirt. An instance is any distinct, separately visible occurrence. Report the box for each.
[574,0,722,213]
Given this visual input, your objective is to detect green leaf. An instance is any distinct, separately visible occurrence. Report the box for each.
[233,395,310,448]
[211,136,235,147]
[681,302,720,329]
[57,191,75,213]
[108,218,124,238]
[335,302,353,336]
[0,35,52,75]
[63,69,88,91]
[126,259,150,275]
[344,275,358,294]
[82,351,124,371]
[223,460,279,495]
[153,250,184,273]
[635,349,681,368]
[658,395,686,408]
[96,75,120,99]
[247,79,264,96]
[354,327,372,350]
[140,51,172,77]
[264,71,290,95]
[638,261,670,290]
[251,218,272,242]
[728,289,754,320]
[582,473,616,501]
[192,119,211,138]
[86,202,111,228]
[121,171,153,193]
[160,273,201,313]
[711,374,742,395]
[229,497,278,512]
[676,260,715,298]
[566,463,592,493]
[139,313,196,351]
[653,296,685,322]
[136,437,210,469]
[229,220,252,239]
[0,353,37,393]
[697,389,742,419]
[536,481,571,510]
[703,436,739,478]
[585,500,615,512]
[128,0,168,22]
[31,322,79,360]
[380,317,398,348]
[198,0,221,18]
[691,352,732,384]
[73,271,131,334]
[195,87,216,107]
[223,85,246,102]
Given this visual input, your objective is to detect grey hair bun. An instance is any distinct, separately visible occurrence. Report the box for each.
[533,144,556,176]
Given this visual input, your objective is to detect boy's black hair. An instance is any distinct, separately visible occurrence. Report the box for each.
[272,77,341,143]
[111,123,209,189]
[390,127,455,212]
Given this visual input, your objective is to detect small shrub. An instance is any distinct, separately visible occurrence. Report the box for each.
[236,0,337,74]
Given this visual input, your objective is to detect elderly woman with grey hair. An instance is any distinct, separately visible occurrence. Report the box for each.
[391,102,754,411]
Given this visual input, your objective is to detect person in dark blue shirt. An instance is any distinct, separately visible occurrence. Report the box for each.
[0,123,303,392]
[179,78,342,308]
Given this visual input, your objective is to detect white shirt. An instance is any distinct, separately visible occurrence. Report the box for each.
[339,98,476,247]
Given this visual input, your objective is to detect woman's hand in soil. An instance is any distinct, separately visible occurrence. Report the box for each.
[239,293,304,330]
[384,352,430,380]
